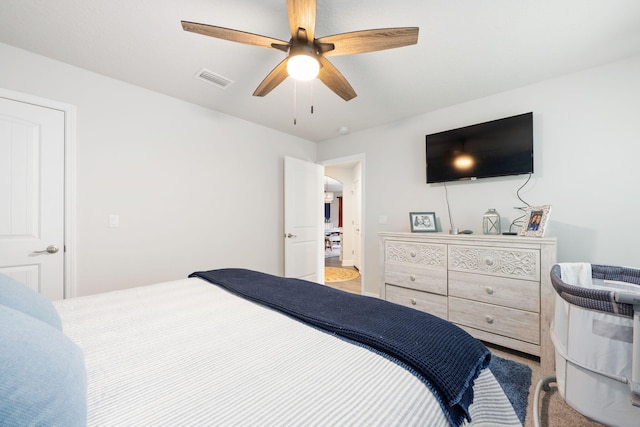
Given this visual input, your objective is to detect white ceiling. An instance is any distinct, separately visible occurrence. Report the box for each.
[2,0,639,142]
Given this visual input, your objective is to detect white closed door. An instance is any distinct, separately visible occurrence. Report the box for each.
[284,156,323,283]
[0,97,65,299]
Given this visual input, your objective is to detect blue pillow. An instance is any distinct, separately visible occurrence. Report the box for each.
[0,304,87,426]
[0,273,62,330]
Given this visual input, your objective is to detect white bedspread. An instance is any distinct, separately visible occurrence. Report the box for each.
[54,278,520,426]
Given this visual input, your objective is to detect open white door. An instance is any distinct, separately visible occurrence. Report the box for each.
[0,96,65,299]
[284,156,323,283]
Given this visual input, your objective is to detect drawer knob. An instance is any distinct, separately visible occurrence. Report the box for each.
[486,287,494,295]
[410,251,417,258]
[484,257,494,266]
[485,315,494,324]
[410,275,416,282]
[411,298,417,305]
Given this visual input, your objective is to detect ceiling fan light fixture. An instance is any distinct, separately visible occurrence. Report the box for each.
[287,54,320,81]
[181,4,418,101]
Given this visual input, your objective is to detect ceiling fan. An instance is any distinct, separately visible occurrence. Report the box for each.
[181,0,418,101]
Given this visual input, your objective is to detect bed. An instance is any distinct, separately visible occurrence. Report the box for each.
[1,269,522,426]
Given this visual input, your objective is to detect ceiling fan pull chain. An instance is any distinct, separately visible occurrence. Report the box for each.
[310,82,314,115]
[293,80,297,125]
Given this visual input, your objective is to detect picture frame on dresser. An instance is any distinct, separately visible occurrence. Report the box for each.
[520,205,551,237]
[409,212,437,232]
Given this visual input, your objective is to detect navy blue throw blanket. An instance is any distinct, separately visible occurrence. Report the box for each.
[190,268,490,426]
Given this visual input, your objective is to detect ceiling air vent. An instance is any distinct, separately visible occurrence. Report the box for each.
[194,68,234,89]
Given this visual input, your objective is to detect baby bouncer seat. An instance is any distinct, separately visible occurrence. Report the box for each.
[534,263,640,427]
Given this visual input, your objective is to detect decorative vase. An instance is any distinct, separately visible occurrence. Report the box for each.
[483,208,501,235]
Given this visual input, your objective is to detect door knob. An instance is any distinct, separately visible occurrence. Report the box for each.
[33,245,59,254]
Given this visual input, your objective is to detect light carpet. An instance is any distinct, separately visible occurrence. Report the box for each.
[325,267,359,283]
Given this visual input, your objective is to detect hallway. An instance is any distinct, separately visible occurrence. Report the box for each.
[324,254,360,295]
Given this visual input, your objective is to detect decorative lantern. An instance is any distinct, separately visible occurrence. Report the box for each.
[483,208,501,235]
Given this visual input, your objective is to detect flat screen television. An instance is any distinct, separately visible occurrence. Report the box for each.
[426,112,533,183]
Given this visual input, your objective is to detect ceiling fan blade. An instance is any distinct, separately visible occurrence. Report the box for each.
[287,0,316,42]
[253,58,290,97]
[317,57,357,101]
[182,21,289,50]
[316,27,418,56]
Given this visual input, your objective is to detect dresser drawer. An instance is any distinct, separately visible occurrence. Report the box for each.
[386,285,448,320]
[448,245,540,281]
[448,271,539,312]
[448,297,540,344]
[385,262,447,295]
[385,241,447,269]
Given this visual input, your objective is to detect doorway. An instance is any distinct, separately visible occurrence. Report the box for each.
[323,175,342,260]
[323,175,360,293]
[322,155,364,295]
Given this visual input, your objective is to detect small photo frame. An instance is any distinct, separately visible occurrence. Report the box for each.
[410,212,437,232]
[519,205,551,237]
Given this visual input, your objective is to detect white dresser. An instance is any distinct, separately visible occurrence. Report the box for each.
[379,232,557,372]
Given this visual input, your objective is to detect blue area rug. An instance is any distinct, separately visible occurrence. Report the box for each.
[490,355,532,424]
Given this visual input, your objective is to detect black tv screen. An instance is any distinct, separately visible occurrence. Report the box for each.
[426,112,533,183]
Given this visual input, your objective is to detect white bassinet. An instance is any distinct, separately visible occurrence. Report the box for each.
[534,263,640,427]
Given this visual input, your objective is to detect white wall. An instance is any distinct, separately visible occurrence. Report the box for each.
[318,55,640,296]
[3,41,638,298]
[0,42,316,296]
